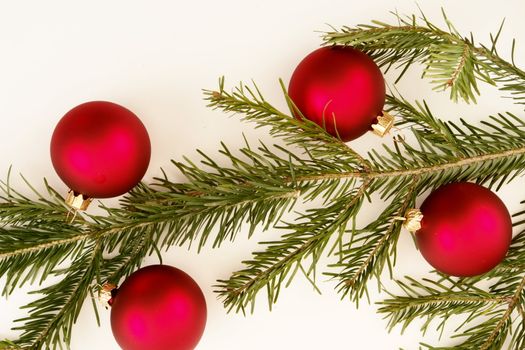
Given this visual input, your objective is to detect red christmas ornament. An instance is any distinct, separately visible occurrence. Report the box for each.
[110,265,207,350]
[411,182,512,277]
[288,46,390,142]
[50,101,150,209]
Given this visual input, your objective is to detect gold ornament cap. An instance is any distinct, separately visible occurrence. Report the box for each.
[371,111,395,137]
[402,208,424,233]
[65,190,92,211]
[97,282,117,307]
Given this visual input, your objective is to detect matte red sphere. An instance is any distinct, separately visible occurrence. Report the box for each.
[288,46,385,141]
[50,101,151,198]
[110,265,207,350]
[416,182,512,277]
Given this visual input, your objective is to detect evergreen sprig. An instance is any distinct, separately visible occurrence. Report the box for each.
[1,9,525,350]
[377,201,525,349]
[324,9,525,105]
[208,84,525,312]
[13,243,103,349]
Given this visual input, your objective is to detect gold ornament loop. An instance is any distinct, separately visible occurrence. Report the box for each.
[371,111,395,137]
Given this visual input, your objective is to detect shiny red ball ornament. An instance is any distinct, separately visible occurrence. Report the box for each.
[415,182,512,277]
[288,46,387,141]
[110,265,207,350]
[50,101,150,203]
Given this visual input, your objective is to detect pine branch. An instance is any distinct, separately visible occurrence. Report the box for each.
[12,241,103,349]
[0,226,86,296]
[2,10,525,350]
[324,10,525,104]
[100,224,160,285]
[2,84,524,349]
[379,204,525,349]
[0,178,90,296]
[204,78,369,168]
[216,179,369,312]
[379,277,509,335]
[206,79,525,311]
[328,180,419,304]
[0,173,77,226]
[206,82,525,194]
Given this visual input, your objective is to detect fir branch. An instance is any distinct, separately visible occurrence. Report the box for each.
[293,144,525,185]
[323,10,525,104]
[2,86,525,349]
[0,226,86,296]
[2,10,525,350]
[379,207,525,349]
[478,277,525,350]
[378,276,510,335]
[204,78,370,169]
[205,81,525,198]
[0,178,89,296]
[100,225,159,285]
[329,180,419,304]
[200,72,525,344]
[216,179,369,312]
[12,241,102,349]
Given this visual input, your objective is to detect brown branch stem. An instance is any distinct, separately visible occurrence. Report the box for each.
[446,44,470,86]
[481,276,525,350]
[293,146,525,183]
[0,190,301,262]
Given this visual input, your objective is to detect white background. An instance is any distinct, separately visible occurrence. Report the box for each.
[1,1,525,349]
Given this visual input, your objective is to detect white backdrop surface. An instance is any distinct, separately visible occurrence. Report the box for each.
[1,1,525,349]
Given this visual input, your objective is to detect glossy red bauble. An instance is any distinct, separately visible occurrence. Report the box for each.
[110,265,207,350]
[415,182,512,277]
[50,101,150,198]
[288,46,385,141]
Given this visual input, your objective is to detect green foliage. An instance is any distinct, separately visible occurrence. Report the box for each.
[324,10,525,105]
[379,204,525,349]
[13,244,103,349]
[328,181,418,305]
[1,9,525,350]
[216,181,366,313]
[0,175,87,296]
